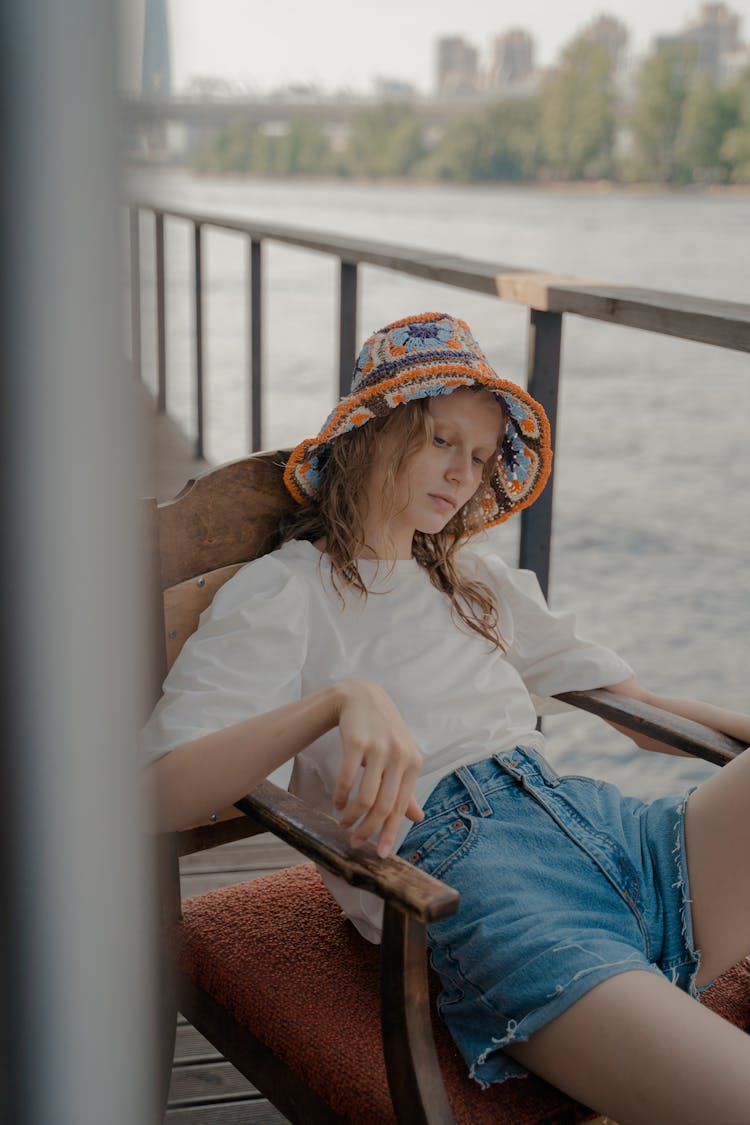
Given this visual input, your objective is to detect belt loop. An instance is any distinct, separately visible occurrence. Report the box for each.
[455,765,493,816]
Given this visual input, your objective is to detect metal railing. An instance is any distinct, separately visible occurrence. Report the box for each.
[128,202,750,597]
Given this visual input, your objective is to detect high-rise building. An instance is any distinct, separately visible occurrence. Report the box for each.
[655,2,742,81]
[436,36,479,96]
[488,30,535,90]
[142,0,171,97]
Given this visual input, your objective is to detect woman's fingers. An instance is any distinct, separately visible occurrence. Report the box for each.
[333,680,422,854]
[405,794,424,823]
[370,773,424,857]
[347,749,422,854]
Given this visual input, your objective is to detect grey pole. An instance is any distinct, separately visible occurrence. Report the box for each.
[0,3,155,1124]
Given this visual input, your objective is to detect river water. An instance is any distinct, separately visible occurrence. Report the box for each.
[126,168,749,797]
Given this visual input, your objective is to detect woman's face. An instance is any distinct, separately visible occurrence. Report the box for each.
[361,387,505,559]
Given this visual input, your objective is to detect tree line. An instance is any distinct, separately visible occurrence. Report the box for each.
[192,39,750,185]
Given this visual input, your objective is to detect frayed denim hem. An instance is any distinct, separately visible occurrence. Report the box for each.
[667,786,714,998]
[465,960,665,1088]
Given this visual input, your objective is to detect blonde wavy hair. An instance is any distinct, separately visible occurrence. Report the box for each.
[279,392,508,650]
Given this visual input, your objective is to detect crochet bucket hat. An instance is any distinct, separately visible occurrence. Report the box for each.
[283,312,552,530]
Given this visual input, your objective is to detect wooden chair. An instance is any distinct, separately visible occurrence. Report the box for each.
[149,450,750,1125]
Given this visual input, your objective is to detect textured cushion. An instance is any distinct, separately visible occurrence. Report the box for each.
[177,864,749,1125]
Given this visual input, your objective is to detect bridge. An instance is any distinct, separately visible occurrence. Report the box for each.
[120,90,529,157]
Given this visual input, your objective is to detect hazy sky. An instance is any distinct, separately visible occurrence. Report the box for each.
[123,0,750,94]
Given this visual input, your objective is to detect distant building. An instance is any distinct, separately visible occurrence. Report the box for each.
[436,36,479,96]
[655,2,743,82]
[142,0,171,97]
[372,77,417,101]
[487,30,535,91]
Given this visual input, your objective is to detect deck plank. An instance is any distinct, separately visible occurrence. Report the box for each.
[168,1059,258,1103]
[174,1022,222,1064]
[165,1102,289,1124]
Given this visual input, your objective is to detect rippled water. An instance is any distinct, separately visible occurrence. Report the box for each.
[126,169,750,797]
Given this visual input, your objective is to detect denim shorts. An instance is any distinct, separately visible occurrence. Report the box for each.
[397,746,701,1087]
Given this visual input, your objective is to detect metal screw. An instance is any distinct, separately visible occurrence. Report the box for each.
[197,577,205,587]
[168,629,177,639]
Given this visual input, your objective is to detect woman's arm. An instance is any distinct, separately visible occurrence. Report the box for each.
[605,676,750,754]
[147,679,423,853]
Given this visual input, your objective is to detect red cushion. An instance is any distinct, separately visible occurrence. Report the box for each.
[177,864,748,1125]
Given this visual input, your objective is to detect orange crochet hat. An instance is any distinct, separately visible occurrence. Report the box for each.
[283,312,552,529]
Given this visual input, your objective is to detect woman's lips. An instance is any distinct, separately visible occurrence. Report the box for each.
[429,493,457,512]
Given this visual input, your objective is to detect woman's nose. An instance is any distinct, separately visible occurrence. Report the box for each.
[446,450,471,483]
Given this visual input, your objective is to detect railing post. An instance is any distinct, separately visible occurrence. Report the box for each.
[193,221,205,460]
[519,309,562,599]
[249,239,263,451]
[338,260,358,397]
[129,207,142,383]
[155,211,167,414]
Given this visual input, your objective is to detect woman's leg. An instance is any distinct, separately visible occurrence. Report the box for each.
[684,747,750,984]
[506,970,750,1125]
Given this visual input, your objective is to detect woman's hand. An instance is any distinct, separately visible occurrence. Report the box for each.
[331,680,423,858]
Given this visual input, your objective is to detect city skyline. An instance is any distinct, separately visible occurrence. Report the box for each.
[120,0,750,96]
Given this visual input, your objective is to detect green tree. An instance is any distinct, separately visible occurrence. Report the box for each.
[673,75,737,182]
[538,36,617,180]
[626,43,698,182]
[344,104,426,177]
[719,69,750,182]
[192,115,332,176]
[422,98,541,182]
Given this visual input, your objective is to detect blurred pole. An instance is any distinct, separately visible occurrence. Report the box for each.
[0,3,155,1125]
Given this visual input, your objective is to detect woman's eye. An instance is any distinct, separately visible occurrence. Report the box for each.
[472,455,485,465]
[433,436,447,447]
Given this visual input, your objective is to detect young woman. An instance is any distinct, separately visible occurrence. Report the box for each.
[143,312,750,1124]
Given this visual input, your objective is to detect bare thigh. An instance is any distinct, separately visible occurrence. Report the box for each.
[506,970,750,1125]
[684,747,750,985]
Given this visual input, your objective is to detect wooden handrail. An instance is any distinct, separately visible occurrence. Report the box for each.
[129,202,750,352]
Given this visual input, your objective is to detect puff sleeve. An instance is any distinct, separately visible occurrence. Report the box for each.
[477,552,633,714]
[139,553,308,782]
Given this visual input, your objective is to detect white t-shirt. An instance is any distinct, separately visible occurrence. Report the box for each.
[141,538,633,941]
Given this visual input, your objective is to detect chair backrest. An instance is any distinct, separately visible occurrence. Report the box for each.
[145,450,297,834]
[149,451,296,680]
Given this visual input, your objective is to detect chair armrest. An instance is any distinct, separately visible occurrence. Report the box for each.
[234,781,459,925]
[555,688,745,767]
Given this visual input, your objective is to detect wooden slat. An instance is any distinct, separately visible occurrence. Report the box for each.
[157,451,294,590]
[180,869,291,896]
[131,203,750,352]
[165,1101,289,1123]
[168,1059,258,1105]
[175,814,266,858]
[164,562,246,670]
[179,835,303,874]
[174,1022,222,1064]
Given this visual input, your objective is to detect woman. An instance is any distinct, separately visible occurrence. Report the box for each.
[143,312,750,1124]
